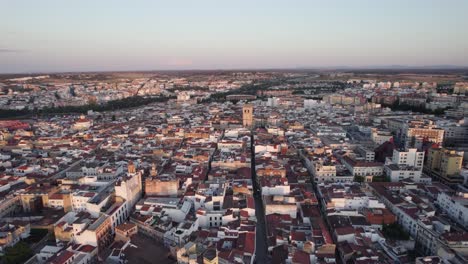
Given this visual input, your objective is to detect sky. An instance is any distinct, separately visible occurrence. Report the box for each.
[1,0,468,73]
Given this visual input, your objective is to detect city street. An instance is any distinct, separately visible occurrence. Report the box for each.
[251,133,270,264]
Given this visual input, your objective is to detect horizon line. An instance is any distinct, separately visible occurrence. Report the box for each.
[1,65,468,76]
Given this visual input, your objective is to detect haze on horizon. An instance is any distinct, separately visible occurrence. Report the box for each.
[1,0,468,74]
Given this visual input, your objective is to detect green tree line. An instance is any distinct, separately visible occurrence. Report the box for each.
[0,95,174,119]
[383,99,450,116]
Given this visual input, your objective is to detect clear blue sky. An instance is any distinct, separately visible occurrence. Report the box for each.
[1,0,467,73]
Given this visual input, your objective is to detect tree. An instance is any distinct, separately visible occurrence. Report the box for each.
[1,242,33,264]
[354,176,364,183]
[69,86,77,97]
[0,95,174,119]
[382,223,410,240]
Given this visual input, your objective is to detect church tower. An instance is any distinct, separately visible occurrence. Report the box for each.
[150,162,157,177]
[127,161,136,174]
[243,104,253,128]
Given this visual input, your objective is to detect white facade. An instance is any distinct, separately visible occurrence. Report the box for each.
[267,97,280,107]
[356,146,375,162]
[33,245,62,263]
[255,144,281,154]
[264,196,297,218]
[316,127,347,137]
[394,205,419,238]
[218,141,244,150]
[385,165,423,183]
[385,148,425,183]
[314,164,337,183]
[437,192,468,229]
[371,129,393,145]
[392,148,424,169]
[196,211,224,228]
[72,192,96,212]
[304,99,322,109]
[48,197,64,209]
[262,185,290,196]
[328,196,385,210]
[349,165,383,177]
[106,202,128,231]
[115,171,142,216]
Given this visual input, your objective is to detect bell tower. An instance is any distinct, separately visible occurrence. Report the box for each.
[150,162,157,177]
[243,104,253,128]
[128,161,136,174]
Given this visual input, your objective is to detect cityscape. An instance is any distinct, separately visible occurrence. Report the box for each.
[1,1,468,264]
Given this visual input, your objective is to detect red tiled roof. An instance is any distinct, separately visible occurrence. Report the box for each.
[292,250,311,264]
[49,193,63,200]
[335,226,355,236]
[79,244,96,253]
[49,250,74,264]
[240,210,249,218]
[247,196,255,209]
[83,192,95,198]
[243,232,255,254]
[291,231,307,242]
[441,232,468,242]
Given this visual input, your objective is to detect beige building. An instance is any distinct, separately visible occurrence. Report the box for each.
[425,147,464,184]
[406,127,444,145]
[0,221,30,252]
[453,82,468,94]
[115,223,137,241]
[145,178,179,196]
[20,188,52,213]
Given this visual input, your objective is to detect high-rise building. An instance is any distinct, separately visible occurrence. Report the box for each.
[384,148,427,183]
[243,104,253,128]
[402,121,444,150]
[425,147,464,184]
[391,148,425,169]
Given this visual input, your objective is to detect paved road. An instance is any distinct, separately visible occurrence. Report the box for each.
[51,141,104,180]
[30,232,51,253]
[50,158,83,180]
[251,133,270,264]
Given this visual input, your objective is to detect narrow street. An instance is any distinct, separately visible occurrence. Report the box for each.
[251,132,270,263]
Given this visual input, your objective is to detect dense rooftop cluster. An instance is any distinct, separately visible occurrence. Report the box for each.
[0,71,468,263]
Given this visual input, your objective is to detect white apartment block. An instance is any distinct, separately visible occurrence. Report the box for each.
[385,164,424,183]
[437,192,468,229]
[392,148,424,169]
[385,148,426,183]
[371,129,393,145]
[356,146,375,162]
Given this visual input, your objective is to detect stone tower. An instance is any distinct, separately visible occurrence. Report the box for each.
[150,162,157,177]
[243,104,253,128]
[127,161,136,174]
